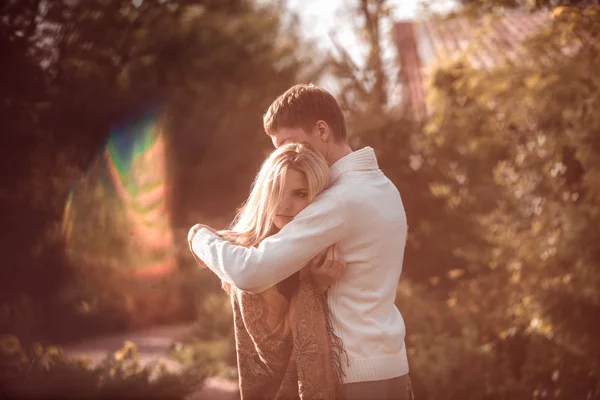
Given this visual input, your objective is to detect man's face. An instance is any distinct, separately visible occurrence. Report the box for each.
[270,126,327,158]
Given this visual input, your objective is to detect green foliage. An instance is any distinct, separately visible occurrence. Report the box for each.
[0,335,206,399]
[396,282,523,399]
[411,5,600,398]
[1,0,315,343]
[170,336,237,381]
[170,289,238,379]
[64,165,135,272]
[455,0,593,16]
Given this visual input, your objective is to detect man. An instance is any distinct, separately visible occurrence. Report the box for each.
[189,84,411,399]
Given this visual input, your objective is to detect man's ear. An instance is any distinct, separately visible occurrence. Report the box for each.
[315,120,331,143]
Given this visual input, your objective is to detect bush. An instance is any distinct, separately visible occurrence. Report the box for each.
[0,335,207,399]
[170,336,237,382]
[410,6,600,398]
[169,289,237,381]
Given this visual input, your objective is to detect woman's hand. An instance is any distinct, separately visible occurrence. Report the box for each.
[309,243,346,293]
[187,223,216,243]
[188,223,216,269]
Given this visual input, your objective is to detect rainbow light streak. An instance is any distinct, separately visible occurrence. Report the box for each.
[105,115,175,278]
[63,112,176,279]
[62,190,75,245]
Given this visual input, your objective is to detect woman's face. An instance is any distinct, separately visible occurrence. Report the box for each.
[273,168,310,230]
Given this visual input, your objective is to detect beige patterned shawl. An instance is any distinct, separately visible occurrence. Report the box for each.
[226,267,346,400]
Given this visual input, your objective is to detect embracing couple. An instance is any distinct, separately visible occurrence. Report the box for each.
[188,84,412,400]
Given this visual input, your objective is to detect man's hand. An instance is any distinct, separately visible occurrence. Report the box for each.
[188,224,217,269]
[309,243,346,293]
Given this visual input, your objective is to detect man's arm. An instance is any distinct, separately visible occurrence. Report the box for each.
[190,193,347,293]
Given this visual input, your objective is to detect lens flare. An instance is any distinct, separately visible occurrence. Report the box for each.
[62,189,75,245]
[63,112,175,279]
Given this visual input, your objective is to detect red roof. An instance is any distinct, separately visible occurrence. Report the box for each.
[394,11,550,119]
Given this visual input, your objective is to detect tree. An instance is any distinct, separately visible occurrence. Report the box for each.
[420,5,600,398]
[456,0,597,15]
[0,0,317,343]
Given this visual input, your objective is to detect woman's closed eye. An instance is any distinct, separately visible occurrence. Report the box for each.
[294,190,308,198]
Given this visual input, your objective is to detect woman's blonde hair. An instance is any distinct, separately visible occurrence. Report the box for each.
[219,142,330,249]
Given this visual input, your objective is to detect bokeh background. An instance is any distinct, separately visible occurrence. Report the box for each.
[1,0,599,399]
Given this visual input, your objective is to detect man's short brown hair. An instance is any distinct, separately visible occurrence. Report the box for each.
[263,84,347,142]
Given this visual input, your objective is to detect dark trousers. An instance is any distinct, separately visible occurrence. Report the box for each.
[343,374,412,400]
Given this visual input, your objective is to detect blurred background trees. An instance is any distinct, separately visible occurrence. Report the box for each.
[1,0,599,398]
[0,0,316,344]
[412,6,600,398]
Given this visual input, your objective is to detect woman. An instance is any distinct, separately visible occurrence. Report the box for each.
[192,143,346,400]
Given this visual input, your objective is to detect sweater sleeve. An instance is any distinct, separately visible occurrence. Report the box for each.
[190,193,347,293]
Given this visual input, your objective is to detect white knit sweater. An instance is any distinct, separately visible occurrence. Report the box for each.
[191,147,409,383]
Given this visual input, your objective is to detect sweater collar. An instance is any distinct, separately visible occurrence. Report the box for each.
[330,147,379,182]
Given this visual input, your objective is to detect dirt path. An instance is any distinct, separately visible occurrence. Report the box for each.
[63,324,239,400]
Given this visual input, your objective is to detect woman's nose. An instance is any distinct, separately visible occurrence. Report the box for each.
[280,201,291,212]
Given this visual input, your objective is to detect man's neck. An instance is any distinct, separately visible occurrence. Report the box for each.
[327,143,353,165]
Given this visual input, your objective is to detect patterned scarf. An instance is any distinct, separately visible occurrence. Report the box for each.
[226,267,346,400]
